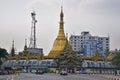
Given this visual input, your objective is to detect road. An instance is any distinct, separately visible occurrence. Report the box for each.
[0,73,109,80]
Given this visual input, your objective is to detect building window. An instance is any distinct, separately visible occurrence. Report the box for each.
[106,47,109,49]
[70,36,73,38]
[101,38,103,40]
[106,44,109,46]
[70,39,73,41]
[106,41,109,43]
[106,38,109,40]
[74,42,76,44]
[89,37,91,39]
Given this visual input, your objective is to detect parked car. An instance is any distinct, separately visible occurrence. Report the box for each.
[35,70,44,75]
[60,70,68,75]
[80,70,87,74]
[0,70,9,75]
[0,70,3,75]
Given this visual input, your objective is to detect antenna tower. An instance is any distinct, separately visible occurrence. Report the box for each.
[29,11,37,48]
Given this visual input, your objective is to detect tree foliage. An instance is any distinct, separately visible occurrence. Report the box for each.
[0,48,8,65]
[111,53,120,68]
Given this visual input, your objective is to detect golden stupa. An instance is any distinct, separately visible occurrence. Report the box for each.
[48,7,70,58]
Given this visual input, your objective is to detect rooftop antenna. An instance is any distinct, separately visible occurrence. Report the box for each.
[29,11,37,48]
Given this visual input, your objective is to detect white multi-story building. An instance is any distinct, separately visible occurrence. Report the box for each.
[69,31,110,56]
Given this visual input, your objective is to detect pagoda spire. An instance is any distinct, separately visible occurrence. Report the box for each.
[60,6,64,22]
[11,40,15,56]
[24,39,27,51]
[12,40,14,49]
[57,6,65,38]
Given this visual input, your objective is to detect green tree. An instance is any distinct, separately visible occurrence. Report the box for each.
[57,43,82,71]
[0,48,8,65]
[111,53,120,68]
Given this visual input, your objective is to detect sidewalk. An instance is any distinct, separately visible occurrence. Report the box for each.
[102,75,120,80]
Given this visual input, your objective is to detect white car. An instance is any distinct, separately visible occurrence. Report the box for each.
[60,70,68,75]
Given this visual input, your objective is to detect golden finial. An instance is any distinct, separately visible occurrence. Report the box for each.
[25,39,27,46]
[60,6,64,18]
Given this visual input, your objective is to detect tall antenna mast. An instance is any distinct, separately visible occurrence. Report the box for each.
[29,11,37,48]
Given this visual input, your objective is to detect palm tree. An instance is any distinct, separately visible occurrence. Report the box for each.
[111,53,120,68]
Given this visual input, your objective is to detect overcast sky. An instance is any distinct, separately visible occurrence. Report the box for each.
[0,0,120,55]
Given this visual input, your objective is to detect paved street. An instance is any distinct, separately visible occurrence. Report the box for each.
[0,73,110,80]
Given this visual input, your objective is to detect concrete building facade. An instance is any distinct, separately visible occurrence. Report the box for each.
[69,31,109,56]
